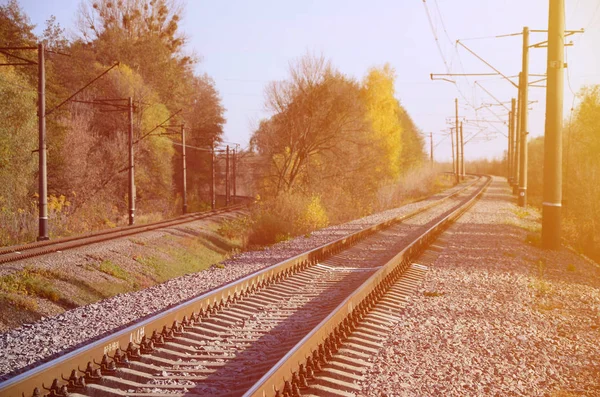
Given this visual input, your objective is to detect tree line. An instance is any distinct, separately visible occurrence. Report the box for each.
[526,86,600,260]
[0,0,224,244]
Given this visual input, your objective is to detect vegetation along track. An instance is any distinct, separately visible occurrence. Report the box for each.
[0,176,490,397]
[0,199,251,265]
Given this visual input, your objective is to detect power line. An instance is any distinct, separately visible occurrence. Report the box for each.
[421,0,451,75]
[422,0,477,111]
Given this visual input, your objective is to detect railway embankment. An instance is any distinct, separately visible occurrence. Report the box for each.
[0,210,248,332]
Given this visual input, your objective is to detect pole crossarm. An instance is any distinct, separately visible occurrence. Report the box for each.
[431,73,498,78]
[70,98,130,110]
[530,30,583,48]
[0,49,37,65]
[0,62,33,66]
[529,77,547,85]
[46,62,120,116]
[462,119,506,124]
[456,40,519,89]
[474,81,511,112]
[135,109,182,144]
[529,29,584,33]
[0,46,38,50]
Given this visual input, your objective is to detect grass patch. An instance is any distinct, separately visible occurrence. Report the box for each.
[135,235,229,282]
[98,260,130,280]
[529,259,552,298]
[529,278,552,297]
[512,208,531,219]
[0,292,39,312]
[0,269,61,302]
[89,280,132,298]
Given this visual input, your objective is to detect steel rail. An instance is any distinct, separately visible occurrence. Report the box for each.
[0,179,479,397]
[0,197,252,264]
[245,175,491,397]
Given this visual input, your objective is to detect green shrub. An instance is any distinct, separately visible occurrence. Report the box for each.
[98,260,129,280]
[217,216,251,241]
[248,192,329,246]
[0,269,61,302]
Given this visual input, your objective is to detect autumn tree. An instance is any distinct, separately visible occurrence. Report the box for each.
[251,56,426,225]
[251,54,367,196]
[361,64,405,180]
[526,85,600,260]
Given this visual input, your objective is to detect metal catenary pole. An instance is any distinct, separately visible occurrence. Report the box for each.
[181,124,187,214]
[454,98,460,184]
[450,127,455,176]
[232,147,237,203]
[512,99,519,188]
[430,132,434,165]
[211,144,216,210]
[518,27,530,207]
[507,109,513,182]
[542,0,565,249]
[225,145,230,206]
[37,43,49,240]
[513,73,522,195]
[460,121,465,180]
[510,98,517,185]
[128,97,135,225]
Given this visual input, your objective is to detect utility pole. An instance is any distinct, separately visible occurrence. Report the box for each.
[128,97,135,225]
[513,73,522,195]
[454,98,460,184]
[450,127,456,177]
[510,98,517,185]
[232,147,237,203]
[507,109,513,183]
[429,132,434,165]
[460,121,465,180]
[211,144,216,210]
[518,27,530,207]
[37,43,48,240]
[542,0,565,249]
[181,124,187,214]
[225,145,230,206]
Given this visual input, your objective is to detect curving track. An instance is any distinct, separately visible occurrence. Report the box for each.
[0,177,490,397]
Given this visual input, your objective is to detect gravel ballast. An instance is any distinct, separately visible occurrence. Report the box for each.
[358,177,600,396]
[0,182,469,379]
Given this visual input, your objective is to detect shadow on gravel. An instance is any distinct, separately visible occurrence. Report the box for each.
[444,222,600,290]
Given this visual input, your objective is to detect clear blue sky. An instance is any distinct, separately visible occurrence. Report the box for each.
[16,0,600,161]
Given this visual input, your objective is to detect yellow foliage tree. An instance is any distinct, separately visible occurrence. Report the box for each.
[361,64,404,180]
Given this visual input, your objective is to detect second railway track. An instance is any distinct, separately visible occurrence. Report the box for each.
[0,176,490,397]
[0,199,250,265]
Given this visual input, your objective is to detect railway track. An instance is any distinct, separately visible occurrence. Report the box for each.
[0,199,250,265]
[0,176,490,397]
